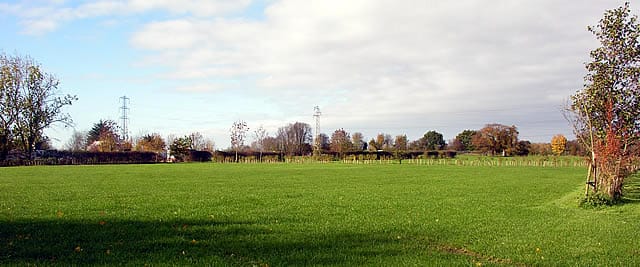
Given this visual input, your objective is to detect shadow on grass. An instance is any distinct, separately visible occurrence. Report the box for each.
[623,173,640,203]
[0,218,435,265]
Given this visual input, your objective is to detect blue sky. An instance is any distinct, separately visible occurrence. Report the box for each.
[0,0,632,149]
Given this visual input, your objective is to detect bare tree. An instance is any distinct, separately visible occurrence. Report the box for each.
[65,130,87,152]
[274,122,313,156]
[203,138,215,152]
[352,132,365,151]
[190,132,206,151]
[288,122,313,156]
[253,125,267,160]
[230,120,248,162]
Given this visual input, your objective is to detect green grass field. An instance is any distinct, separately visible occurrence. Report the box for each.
[1,163,639,266]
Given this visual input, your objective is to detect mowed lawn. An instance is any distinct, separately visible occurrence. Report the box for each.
[0,163,639,266]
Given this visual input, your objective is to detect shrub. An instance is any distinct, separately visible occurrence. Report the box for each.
[579,192,616,208]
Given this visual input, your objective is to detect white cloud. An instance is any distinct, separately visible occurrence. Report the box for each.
[7,0,634,145]
[127,0,631,142]
[3,0,251,35]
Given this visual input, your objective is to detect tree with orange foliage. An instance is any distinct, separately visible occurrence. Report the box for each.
[550,134,567,156]
[569,3,640,201]
[471,124,519,156]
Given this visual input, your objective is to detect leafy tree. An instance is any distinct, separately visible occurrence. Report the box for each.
[551,134,568,156]
[317,133,330,151]
[420,130,446,150]
[515,140,531,156]
[569,2,640,200]
[330,128,352,155]
[0,55,20,159]
[230,120,248,162]
[0,53,76,159]
[394,134,408,151]
[369,133,392,151]
[170,135,192,161]
[368,139,377,151]
[135,133,166,152]
[368,136,381,151]
[452,130,477,151]
[471,124,519,156]
[86,120,120,152]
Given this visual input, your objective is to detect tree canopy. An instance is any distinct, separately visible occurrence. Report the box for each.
[420,130,446,151]
[570,2,640,200]
[0,53,76,159]
[86,120,120,152]
[472,124,519,156]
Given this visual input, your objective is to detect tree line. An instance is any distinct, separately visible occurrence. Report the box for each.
[228,120,585,160]
[0,52,585,165]
[66,118,587,163]
[65,119,216,162]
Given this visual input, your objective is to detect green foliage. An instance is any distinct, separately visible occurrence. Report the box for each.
[0,52,76,159]
[579,192,616,208]
[572,2,640,140]
[1,164,639,265]
[570,2,640,200]
[453,129,477,151]
[420,130,446,150]
[169,136,192,161]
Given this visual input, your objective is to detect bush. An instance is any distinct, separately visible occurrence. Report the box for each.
[579,192,616,208]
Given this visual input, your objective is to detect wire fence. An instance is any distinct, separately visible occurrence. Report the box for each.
[213,156,590,168]
[336,157,588,167]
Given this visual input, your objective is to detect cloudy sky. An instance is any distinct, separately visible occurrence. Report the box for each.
[0,0,632,149]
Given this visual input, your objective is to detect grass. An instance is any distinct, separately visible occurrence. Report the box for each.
[0,163,639,266]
